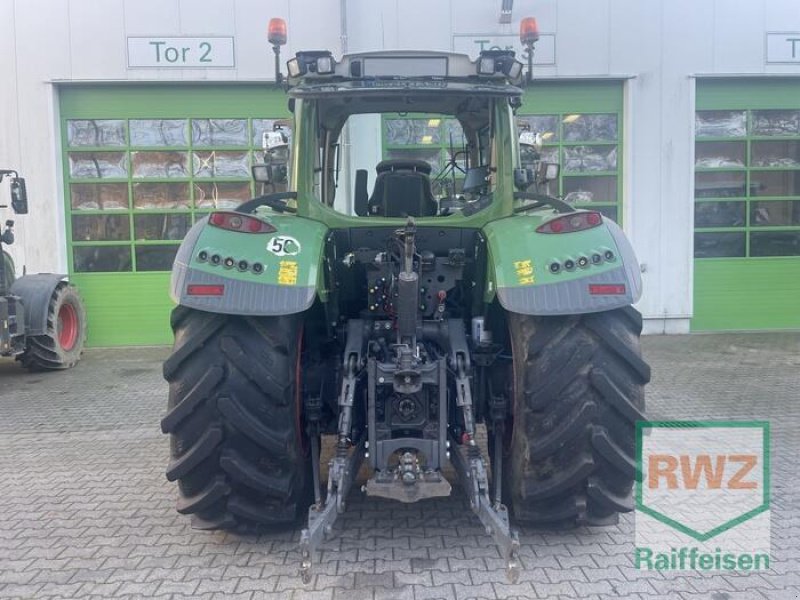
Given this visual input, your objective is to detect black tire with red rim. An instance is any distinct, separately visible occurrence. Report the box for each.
[161,307,313,531]
[20,282,87,370]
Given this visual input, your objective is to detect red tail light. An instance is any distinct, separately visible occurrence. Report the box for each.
[186,284,225,296]
[589,284,626,295]
[208,211,276,234]
[536,211,602,234]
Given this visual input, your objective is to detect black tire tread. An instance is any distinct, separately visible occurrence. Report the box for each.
[508,307,649,527]
[163,307,310,531]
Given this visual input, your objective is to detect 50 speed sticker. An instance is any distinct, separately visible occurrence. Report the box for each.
[267,235,301,256]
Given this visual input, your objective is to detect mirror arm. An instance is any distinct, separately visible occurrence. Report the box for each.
[513,191,574,214]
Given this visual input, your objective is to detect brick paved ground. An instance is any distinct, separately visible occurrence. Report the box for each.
[0,332,798,599]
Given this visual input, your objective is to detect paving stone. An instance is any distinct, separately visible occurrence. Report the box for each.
[0,337,798,599]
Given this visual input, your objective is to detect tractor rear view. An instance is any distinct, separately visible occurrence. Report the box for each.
[161,20,649,583]
[0,170,87,369]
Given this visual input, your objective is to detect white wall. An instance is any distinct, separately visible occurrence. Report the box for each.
[0,0,341,275]
[2,0,799,332]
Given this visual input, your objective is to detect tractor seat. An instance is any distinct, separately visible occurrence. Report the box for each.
[367,159,438,218]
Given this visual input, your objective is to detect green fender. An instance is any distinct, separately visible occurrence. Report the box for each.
[170,213,328,315]
[482,213,642,315]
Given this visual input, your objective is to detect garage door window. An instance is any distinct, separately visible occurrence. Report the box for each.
[694,109,800,258]
[67,118,286,273]
[516,112,621,223]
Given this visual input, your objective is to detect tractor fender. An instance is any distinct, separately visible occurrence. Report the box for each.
[170,214,328,316]
[9,273,68,336]
[483,215,642,316]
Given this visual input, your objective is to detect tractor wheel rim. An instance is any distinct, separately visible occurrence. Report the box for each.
[58,303,79,351]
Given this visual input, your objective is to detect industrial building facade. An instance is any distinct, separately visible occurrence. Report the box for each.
[1,0,798,346]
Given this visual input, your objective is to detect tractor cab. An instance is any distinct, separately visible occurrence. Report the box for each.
[252,49,545,222]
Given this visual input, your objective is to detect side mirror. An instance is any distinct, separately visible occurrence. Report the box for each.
[513,168,535,191]
[537,162,560,183]
[251,163,273,184]
[252,142,289,186]
[10,178,28,214]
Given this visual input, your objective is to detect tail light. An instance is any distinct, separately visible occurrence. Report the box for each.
[536,211,602,234]
[186,284,225,296]
[208,211,276,234]
[589,284,626,295]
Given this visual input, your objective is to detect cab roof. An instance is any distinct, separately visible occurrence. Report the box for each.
[285,49,524,99]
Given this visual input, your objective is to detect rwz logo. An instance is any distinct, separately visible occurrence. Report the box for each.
[634,421,770,571]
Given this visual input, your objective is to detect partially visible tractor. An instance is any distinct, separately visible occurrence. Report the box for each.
[0,170,87,369]
[161,18,649,583]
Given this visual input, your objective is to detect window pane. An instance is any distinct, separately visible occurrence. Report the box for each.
[517,115,559,142]
[252,119,293,147]
[750,231,800,256]
[562,175,617,202]
[71,215,130,242]
[694,201,745,228]
[694,232,746,258]
[750,171,800,197]
[192,119,248,147]
[193,182,252,209]
[134,214,192,241]
[563,114,617,142]
[751,140,800,167]
[443,119,466,147]
[751,201,800,227]
[73,246,132,272]
[69,152,127,178]
[385,119,441,145]
[538,146,559,163]
[67,120,126,147]
[135,245,180,271]
[750,110,800,136]
[695,111,746,138]
[695,141,746,168]
[129,119,188,146]
[131,151,189,178]
[694,172,747,198]
[562,145,617,172]
[132,182,191,209]
[385,148,442,174]
[193,151,250,178]
[70,183,129,210]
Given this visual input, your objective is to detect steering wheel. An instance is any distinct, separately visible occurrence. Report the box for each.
[235,192,298,214]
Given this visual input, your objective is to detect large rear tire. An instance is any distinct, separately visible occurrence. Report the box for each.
[505,306,650,527]
[161,307,312,531]
[20,282,87,370]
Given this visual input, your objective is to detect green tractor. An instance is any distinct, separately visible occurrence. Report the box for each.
[162,43,649,582]
[0,170,87,369]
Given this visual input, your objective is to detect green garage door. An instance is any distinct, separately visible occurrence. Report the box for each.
[381,81,625,224]
[519,82,624,224]
[60,85,290,346]
[693,79,800,331]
